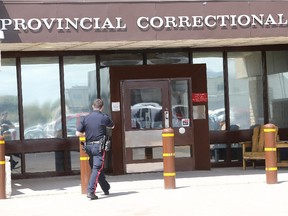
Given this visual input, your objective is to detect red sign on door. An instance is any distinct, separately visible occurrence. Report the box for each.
[192,93,208,103]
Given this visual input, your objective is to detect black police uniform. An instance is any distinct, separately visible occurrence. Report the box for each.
[77,110,114,196]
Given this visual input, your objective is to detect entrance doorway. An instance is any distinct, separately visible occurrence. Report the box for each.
[109,64,210,175]
[122,79,194,173]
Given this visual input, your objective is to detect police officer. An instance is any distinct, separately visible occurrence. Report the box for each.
[76,99,115,200]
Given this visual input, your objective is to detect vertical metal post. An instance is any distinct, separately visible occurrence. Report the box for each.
[0,136,6,199]
[264,123,277,184]
[162,128,176,189]
[79,136,91,194]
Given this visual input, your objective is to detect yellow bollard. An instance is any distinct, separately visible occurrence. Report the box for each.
[0,136,6,199]
[162,128,176,189]
[264,123,278,184]
[79,136,91,194]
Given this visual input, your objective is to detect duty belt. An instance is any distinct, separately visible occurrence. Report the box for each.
[87,141,100,145]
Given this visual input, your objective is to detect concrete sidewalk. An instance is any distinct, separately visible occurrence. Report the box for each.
[1,168,288,216]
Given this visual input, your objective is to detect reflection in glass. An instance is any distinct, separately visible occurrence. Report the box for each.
[100,67,111,116]
[132,147,163,160]
[152,146,191,159]
[0,58,19,140]
[132,146,191,160]
[193,52,224,131]
[210,144,227,162]
[25,152,56,172]
[267,51,288,128]
[231,142,242,162]
[64,56,95,137]
[228,52,264,129]
[22,57,61,139]
[130,88,162,129]
[11,154,22,174]
[175,146,191,158]
[171,80,190,127]
[147,52,188,65]
[210,143,242,163]
[133,148,148,160]
[70,151,80,170]
[100,54,143,115]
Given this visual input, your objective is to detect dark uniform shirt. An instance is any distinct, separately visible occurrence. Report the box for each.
[77,111,114,142]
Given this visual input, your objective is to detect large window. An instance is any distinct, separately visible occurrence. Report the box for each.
[21,57,61,173]
[21,57,61,139]
[193,52,224,131]
[63,56,97,171]
[267,51,288,128]
[63,56,96,137]
[0,58,19,140]
[227,52,264,129]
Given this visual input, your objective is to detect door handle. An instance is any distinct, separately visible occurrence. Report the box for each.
[164,110,169,128]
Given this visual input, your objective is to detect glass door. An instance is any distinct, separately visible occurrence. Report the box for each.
[122,79,193,173]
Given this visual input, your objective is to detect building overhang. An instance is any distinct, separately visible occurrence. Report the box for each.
[1,37,288,52]
[1,1,288,52]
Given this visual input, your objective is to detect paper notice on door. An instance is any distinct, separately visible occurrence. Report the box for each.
[112,102,120,112]
[193,105,206,119]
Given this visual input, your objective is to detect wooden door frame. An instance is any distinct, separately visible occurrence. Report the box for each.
[109,64,210,175]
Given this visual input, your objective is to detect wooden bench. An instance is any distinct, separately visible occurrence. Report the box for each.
[241,125,278,170]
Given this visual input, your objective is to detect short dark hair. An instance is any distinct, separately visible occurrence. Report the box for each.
[93,99,104,109]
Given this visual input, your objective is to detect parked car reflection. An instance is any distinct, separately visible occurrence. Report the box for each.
[61,113,89,137]
[24,125,45,139]
[24,113,88,139]
[131,103,191,129]
[131,103,162,129]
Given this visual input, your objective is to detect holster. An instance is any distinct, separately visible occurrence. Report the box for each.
[80,141,87,152]
[99,135,111,152]
[99,135,107,151]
